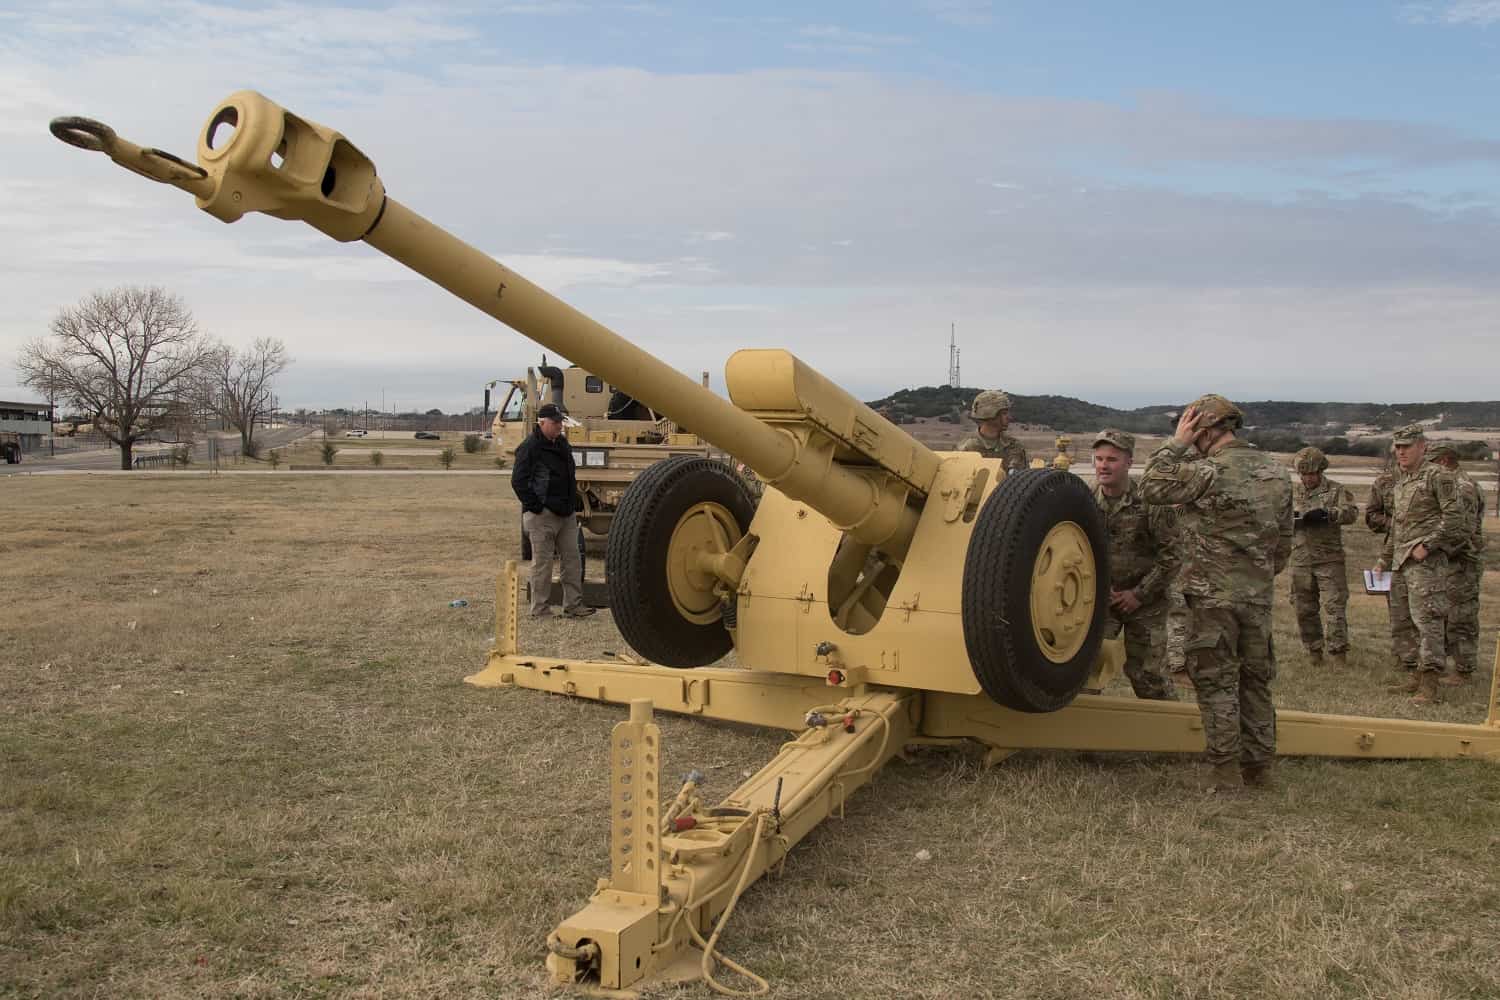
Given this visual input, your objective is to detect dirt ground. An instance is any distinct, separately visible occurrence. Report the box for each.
[2,473,1498,999]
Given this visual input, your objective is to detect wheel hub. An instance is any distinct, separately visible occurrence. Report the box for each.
[1029,520,1096,663]
[665,501,741,624]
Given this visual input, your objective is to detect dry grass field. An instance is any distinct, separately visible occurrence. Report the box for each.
[3,473,1499,999]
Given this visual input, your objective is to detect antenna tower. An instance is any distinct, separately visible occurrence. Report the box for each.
[947,324,961,389]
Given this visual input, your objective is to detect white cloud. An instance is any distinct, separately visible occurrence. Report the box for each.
[3,1,1499,412]
[1403,1,1500,25]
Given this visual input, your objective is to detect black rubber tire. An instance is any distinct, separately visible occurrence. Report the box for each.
[607,456,756,667]
[961,468,1110,713]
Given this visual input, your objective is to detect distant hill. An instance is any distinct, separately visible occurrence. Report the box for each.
[866,386,1500,435]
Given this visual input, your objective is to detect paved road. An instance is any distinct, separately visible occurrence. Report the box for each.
[0,427,312,477]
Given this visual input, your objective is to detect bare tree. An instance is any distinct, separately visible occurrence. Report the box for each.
[204,337,291,456]
[18,286,212,470]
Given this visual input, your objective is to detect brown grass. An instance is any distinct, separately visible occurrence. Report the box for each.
[2,474,1498,999]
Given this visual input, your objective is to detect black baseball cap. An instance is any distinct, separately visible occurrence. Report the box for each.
[537,403,563,421]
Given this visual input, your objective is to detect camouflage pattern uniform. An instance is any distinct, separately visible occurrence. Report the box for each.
[1142,396,1293,769]
[958,389,1029,471]
[1165,584,1190,674]
[1432,444,1486,676]
[1374,458,1404,665]
[1091,430,1178,701]
[1289,448,1359,658]
[1380,428,1466,682]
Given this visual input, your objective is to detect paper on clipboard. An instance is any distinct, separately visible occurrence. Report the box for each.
[1364,570,1392,594]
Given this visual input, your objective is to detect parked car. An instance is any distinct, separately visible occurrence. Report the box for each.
[345,429,368,438]
[415,431,441,440]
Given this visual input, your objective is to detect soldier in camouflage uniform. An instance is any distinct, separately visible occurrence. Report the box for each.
[1429,442,1486,685]
[1376,425,1466,705]
[1364,448,1402,670]
[1288,447,1359,665]
[1142,395,1293,791]
[1090,429,1178,701]
[958,389,1029,471]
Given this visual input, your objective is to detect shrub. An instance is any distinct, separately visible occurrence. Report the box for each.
[439,447,456,470]
[172,444,192,467]
[494,455,507,470]
[462,433,485,454]
[370,450,385,467]
[320,441,338,466]
[268,449,281,469]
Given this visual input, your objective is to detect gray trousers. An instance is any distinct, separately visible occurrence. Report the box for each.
[524,509,583,614]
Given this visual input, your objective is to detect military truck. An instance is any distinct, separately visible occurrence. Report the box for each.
[492,358,718,553]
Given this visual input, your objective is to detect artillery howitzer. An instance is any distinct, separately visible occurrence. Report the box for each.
[54,93,1500,996]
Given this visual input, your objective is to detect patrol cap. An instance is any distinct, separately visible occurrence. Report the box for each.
[970,389,1012,420]
[1391,423,1425,445]
[537,403,564,421]
[1292,446,1327,474]
[1091,429,1135,454]
[1428,440,1458,460]
[1186,393,1244,432]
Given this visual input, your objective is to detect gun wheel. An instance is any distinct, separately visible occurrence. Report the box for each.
[667,501,742,625]
[608,456,756,667]
[1028,521,1095,664]
[962,469,1108,713]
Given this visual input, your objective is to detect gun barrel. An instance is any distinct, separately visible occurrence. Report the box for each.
[367,200,920,547]
[51,91,931,549]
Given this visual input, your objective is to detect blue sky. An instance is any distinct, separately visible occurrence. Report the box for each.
[1,1,1497,411]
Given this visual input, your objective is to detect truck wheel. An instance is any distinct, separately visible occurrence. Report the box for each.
[607,456,756,667]
[961,469,1109,713]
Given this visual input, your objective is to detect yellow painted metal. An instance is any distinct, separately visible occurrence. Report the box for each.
[1028,520,1096,664]
[668,501,741,624]
[58,94,1500,998]
[543,690,917,993]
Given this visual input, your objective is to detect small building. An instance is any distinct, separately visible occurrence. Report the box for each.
[0,399,55,456]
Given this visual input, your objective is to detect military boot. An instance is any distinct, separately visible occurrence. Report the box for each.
[1207,762,1243,794]
[1410,671,1442,706]
[1307,648,1324,665]
[1387,670,1419,694]
[1438,672,1470,688]
[1241,762,1274,789]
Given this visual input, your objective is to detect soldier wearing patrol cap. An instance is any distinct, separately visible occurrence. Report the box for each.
[1428,441,1485,684]
[1091,429,1178,701]
[1142,394,1293,792]
[958,389,1029,471]
[1288,446,1359,666]
[1376,425,1466,704]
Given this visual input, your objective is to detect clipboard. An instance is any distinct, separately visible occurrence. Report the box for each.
[1363,570,1392,595]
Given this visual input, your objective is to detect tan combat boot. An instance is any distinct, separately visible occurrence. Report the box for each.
[1410,671,1442,706]
[1438,672,1469,688]
[1387,671,1419,694]
[1241,762,1274,789]
[1207,762,1243,794]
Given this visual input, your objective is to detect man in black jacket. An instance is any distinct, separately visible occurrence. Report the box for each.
[511,403,595,618]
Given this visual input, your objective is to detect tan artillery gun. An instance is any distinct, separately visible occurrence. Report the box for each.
[53,94,1500,997]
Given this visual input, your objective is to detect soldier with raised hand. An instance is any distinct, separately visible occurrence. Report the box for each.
[1376,425,1465,705]
[1428,441,1486,686]
[1289,446,1359,666]
[958,389,1028,471]
[1090,429,1178,701]
[1141,395,1293,792]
